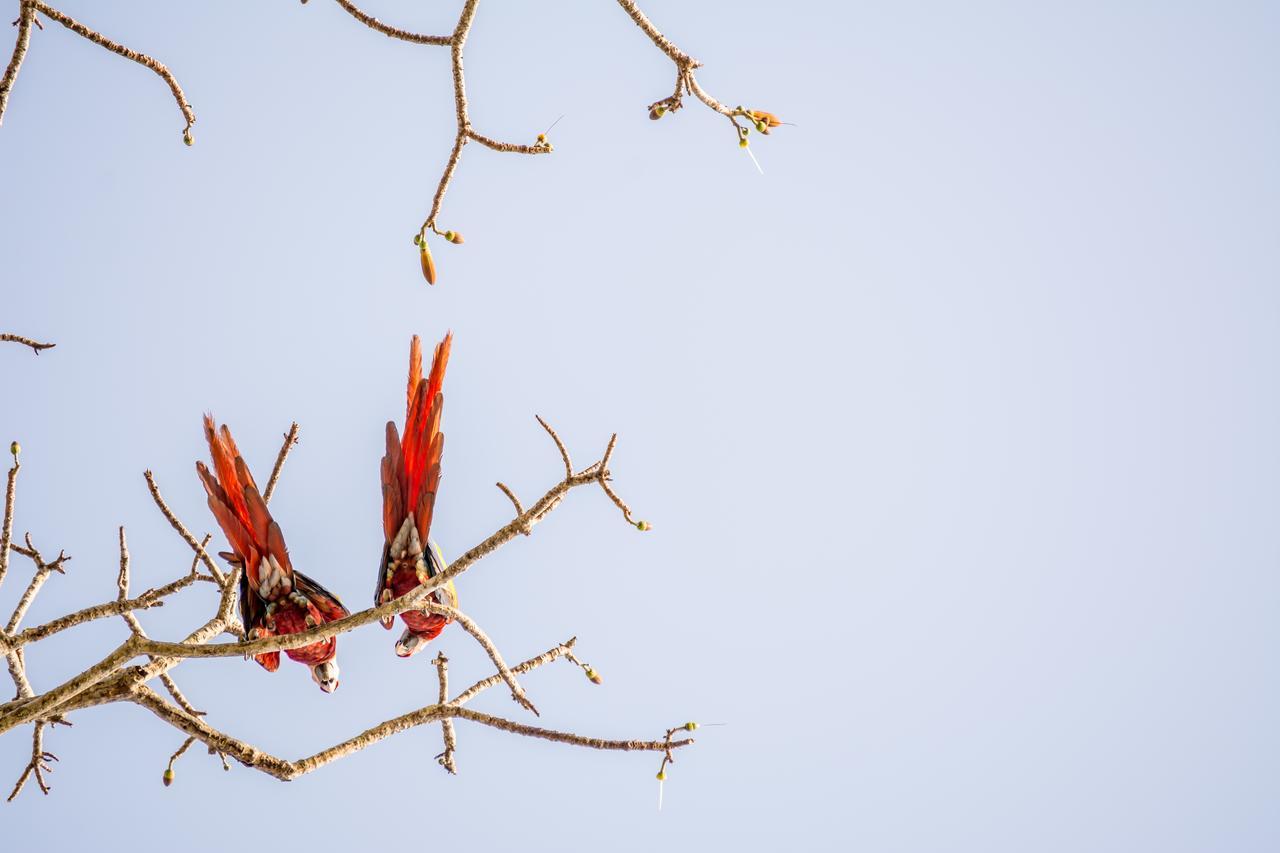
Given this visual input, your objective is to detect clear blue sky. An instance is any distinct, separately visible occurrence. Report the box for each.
[3,1,1279,849]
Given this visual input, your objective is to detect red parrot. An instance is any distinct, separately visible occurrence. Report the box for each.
[376,333,458,658]
[196,415,350,692]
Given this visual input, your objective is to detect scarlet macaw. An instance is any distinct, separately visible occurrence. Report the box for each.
[376,333,458,657]
[196,415,350,692]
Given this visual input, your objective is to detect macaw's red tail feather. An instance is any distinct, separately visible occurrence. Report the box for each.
[383,332,450,546]
[416,444,443,543]
[204,415,250,526]
[424,334,451,411]
[407,335,423,423]
[219,424,255,489]
[403,390,445,544]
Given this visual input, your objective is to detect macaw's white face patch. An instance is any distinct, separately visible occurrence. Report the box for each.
[311,659,340,693]
[395,628,427,658]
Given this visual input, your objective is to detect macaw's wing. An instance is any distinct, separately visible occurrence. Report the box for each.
[381,421,405,543]
[201,416,286,594]
[236,456,294,596]
[377,421,403,628]
[197,460,260,578]
[237,570,278,671]
[427,540,458,610]
[295,570,350,623]
[374,541,395,629]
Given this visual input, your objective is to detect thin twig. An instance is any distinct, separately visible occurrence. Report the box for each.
[30,1,194,138]
[536,415,573,478]
[328,0,449,46]
[144,470,223,584]
[5,535,68,634]
[420,601,537,715]
[117,527,145,637]
[262,422,299,504]
[0,333,54,353]
[495,482,525,519]
[6,720,56,801]
[434,653,456,774]
[158,673,204,717]
[449,638,575,706]
[452,707,694,754]
[0,449,19,593]
[163,735,194,786]
[465,129,550,155]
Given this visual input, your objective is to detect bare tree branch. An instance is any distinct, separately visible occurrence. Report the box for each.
[116,527,145,637]
[0,445,19,593]
[495,481,526,524]
[0,333,54,354]
[4,1,780,282]
[0,2,35,127]
[27,1,194,140]
[327,0,449,45]
[6,719,56,801]
[0,415,686,797]
[144,470,223,584]
[126,640,690,783]
[434,652,457,774]
[5,535,65,636]
[537,415,573,479]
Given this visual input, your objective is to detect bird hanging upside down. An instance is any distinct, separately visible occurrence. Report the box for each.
[197,415,350,692]
[377,332,458,658]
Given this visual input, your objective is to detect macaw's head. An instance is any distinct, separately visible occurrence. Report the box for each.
[395,627,430,659]
[310,659,340,693]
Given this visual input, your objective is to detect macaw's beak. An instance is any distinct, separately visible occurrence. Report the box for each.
[395,628,428,658]
[311,660,340,693]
